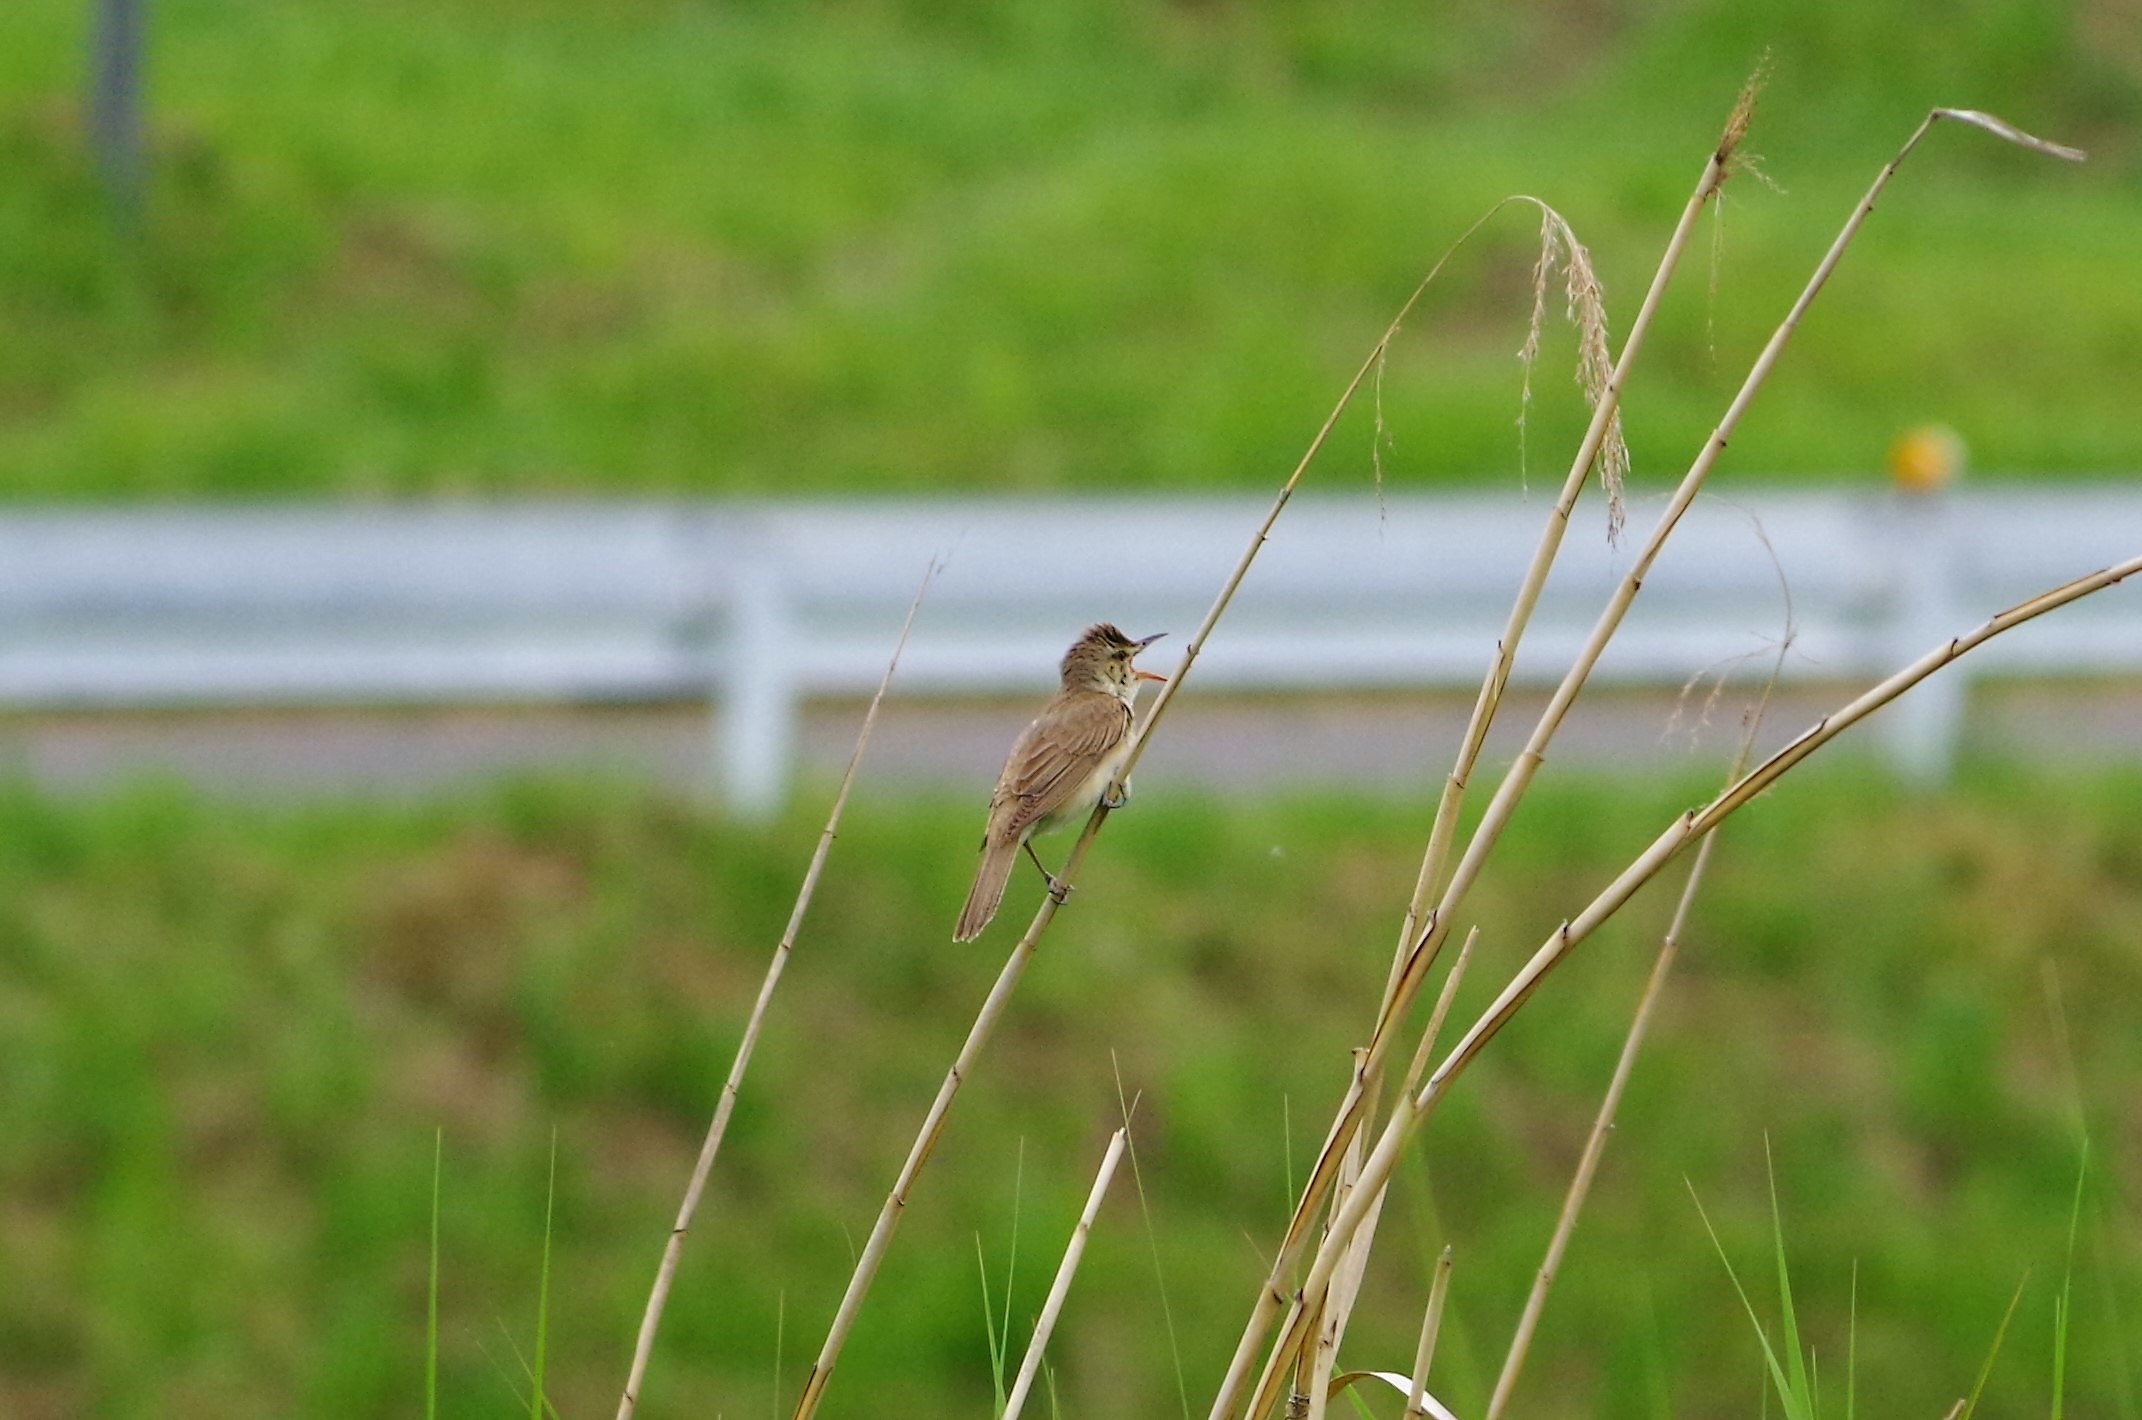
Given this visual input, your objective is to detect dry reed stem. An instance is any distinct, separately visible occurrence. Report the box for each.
[613,564,935,1420]
[1300,1119,1374,1420]
[789,165,1509,1420]
[1406,1247,1455,1419]
[1402,925,1479,1102]
[1217,135,1732,1420]
[1483,823,1723,1418]
[1224,95,2081,1420]
[1486,670,1783,1417]
[1001,1128,1129,1420]
[1377,103,2081,1096]
[1392,141,1733,971]
[1262,547,2141,1381]
[792,918,1046,1417]
[1250,930,1478,1420]
[1517,206,1627,537]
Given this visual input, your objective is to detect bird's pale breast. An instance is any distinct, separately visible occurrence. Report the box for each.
[1031,738,1135,837]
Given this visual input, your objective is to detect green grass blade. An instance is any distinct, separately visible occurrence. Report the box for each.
[529,1127,557,1420]
[2054,1282,2072,1420]
[1690,1181,1798,1411]
[976,1233,1007,1410]
[1113,1068,1189,1420]
[2091,1203,2140,1420]
[1846,1260,1858,1420]
[1957,1270,2030,1420]
[427,1127,442,1420]
[773,1288,786,1420]
[1641,1287,1673,1420]
[1764,1140,1814,1418]
[1004,1138,1023,1388]
[2053,1147,2088,1420]
[489,1316,564,1419]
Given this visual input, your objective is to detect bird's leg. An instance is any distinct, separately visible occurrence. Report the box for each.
[1023,840,1072,904]
[1101,776,1132,811]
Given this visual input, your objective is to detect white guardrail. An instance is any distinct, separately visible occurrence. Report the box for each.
[0,487,2134,814]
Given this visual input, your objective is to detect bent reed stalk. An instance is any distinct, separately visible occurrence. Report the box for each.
[1211,84,1754,1419]
[1214,102,2085,1420]
[1250,546,2138,1411]
[614,564,935,1420]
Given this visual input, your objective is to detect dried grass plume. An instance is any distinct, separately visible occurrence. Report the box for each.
[1516,201,1627,540]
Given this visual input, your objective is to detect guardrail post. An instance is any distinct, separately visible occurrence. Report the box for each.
[720,561,795,819]
[89,0,148,225]
[1875,486,1967,782]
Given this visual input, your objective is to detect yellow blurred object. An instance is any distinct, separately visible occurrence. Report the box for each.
[1887,424,1966,492]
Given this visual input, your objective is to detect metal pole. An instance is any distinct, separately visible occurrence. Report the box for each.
[721,561,794,819]
[1878,488,1969,782]
[88,0,147,225]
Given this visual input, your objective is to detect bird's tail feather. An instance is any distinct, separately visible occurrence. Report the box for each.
[954,839,1020,942]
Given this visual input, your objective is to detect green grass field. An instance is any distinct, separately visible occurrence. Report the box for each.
[2,765,2137,1417]
[2,0,2139,497]
[3,4,2139,1416]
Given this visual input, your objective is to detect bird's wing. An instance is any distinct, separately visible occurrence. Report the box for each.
[992,692,1133,841]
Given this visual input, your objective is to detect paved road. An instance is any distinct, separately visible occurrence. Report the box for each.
[0,681,2134,800]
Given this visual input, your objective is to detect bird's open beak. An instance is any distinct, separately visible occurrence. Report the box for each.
[1132,631,1167,681]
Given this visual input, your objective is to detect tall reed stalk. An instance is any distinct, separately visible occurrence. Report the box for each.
[1214,103,2086,1420]
[1208,80,1758,1418]
[615,568,934,1420]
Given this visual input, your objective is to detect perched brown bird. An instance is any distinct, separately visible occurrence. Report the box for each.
[953,623,1166,941]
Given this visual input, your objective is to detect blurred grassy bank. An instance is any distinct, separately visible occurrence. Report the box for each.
[2,0,2139,496]
[1,765,2138,1417]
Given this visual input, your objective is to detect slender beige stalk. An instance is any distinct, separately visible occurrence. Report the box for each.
[1405,1247,1455,1420]
[1244,113,2089,1408]
[1483,829,1719,1419]
[1380,105,2076,1046]
[792,914,1046,1417]
[1223,98,2085,1420]
[1395,107,2081,1002]
[1301,1121,1372,1420]
[1393,143,1731,976]
[1232,97,1757,1420]
[1249,931,1477,1420]
[1389,65,1770,977]
[614,565,934,1420]
[1001,1128,1129,1420]
[1261,548,2141,1383]
[1402,926,1478,1099]
[1216,112,1738,1420]
[1486,667,1781,1418]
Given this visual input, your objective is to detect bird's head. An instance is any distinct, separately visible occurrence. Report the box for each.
[1061,623,1167,694]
